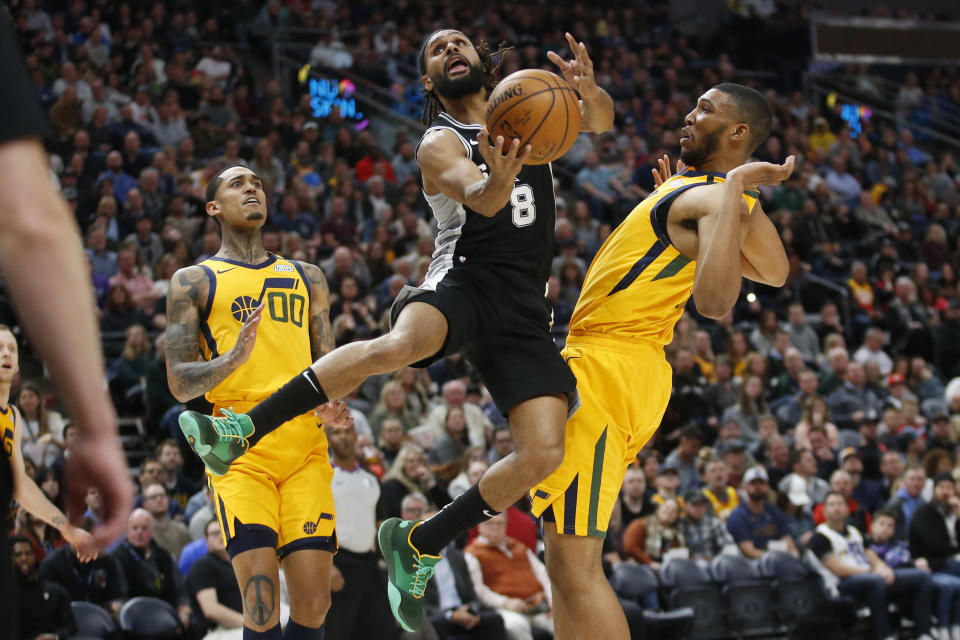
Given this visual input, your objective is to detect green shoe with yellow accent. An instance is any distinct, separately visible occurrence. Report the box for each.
[377,518,441,632]
[178,408,254,476]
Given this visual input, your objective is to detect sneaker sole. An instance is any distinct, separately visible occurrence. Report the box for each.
[178,413,230,476]
[378,519,419,632]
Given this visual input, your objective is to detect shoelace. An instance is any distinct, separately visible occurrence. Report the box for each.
[216,408,249,442]
[409,561,435,598]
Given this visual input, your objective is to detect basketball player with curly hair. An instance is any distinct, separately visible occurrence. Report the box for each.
[176,29,614,632]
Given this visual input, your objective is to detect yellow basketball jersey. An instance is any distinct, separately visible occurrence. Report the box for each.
[197,254,313,406]
[569,169,758,345]
[0,403,15,462]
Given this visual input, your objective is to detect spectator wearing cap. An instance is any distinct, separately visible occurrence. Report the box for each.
[887,372,917,406]
[780,449,830,509]
[652,463,684,510]
[622,498,686,569]
[929,414,956,455]
[680,489,734,562]
[910,473,960,579]
[779,474,816,547]
[842,447,886,513]
[853,328,893,378]
[663,425,703,494]
[786,303,820,364]
[813,470,872,535]
[701,458,739,521]
[828,362,884,431]
[727,466,798,559]
[884,464,927,541]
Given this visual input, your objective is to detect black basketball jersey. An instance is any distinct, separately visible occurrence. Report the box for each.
[416,111,557,293]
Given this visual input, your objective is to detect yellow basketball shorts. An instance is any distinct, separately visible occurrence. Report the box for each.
[531,333,672,538]
[208,402,336,558]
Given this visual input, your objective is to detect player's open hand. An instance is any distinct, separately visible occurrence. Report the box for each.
[317,399,352,429]
[63,525,98,562]
[729,155,795,190]
[477,127,532,177]
[652,154,686,187]
[547,32,599,99]
[231,304,263,366]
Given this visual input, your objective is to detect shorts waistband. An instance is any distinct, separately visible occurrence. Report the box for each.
[565,331,665,355]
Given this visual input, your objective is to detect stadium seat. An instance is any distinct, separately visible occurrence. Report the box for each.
[118,597,183,640]
[659,558,726,639]
[759,551,848,637]
[610,562,695,639]
[71,601,119,639]
[710,554,783,637]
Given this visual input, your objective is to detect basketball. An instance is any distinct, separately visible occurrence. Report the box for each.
[485,69,581,165]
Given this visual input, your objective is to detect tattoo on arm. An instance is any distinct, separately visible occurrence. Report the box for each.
[50,514,66,529]
[164,267,239,401]
[299,262,335,361]
[243,574,276,627]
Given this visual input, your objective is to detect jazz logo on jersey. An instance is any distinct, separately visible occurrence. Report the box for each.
[302,511,333,534]
[230,277,306,327]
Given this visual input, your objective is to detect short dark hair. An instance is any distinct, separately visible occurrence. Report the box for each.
[714,83,773,156]
[205,165,236,205]
[823,490,847,505]
[873,508,897,522]
[10,535,32,549]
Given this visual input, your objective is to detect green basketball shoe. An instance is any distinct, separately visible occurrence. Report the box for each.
[378,518,441,632]
[178,408,254,476]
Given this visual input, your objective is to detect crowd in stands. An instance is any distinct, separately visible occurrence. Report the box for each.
[7,0,960,638]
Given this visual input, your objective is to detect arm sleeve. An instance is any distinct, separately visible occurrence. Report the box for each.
[0,13,48,143]
[807,532,831,560]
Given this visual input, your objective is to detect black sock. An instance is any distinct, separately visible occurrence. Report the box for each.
[247,368,328,446]
[244,623,282,640]
[282,620,323,640]
[410,484,497,556]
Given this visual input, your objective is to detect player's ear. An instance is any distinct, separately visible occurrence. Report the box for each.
[205,200,220,217]
[731,122,749,145]
[422,74,433,92]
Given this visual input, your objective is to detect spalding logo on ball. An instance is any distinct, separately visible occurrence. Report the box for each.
[485,69,581,165]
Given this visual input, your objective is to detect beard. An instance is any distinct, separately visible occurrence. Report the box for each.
[679,126,723,167]
[430,63,486,101]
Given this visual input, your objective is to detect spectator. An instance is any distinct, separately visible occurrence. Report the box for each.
[779,475,816,548]
[722,375,768,441]
[376,445,450,521]
[808,492,933,640]
[812,469,872,534]
[680,490,734,562]
[622,498,686,569]
[828,361,883,431]
[368,380,421,439]
[424,541,507,640]
[465,512,553,640]
[156,439,198,511]
[662,425,703,494]
[12,535,77,640]
[608,465,656,543]
[112,509,191,627]
[842,448,886,513]
[701,458,739,521]
[15,381,66,469]
[786,302,820,363]
[424,380,493,452]
[885,464,927,541]
[39,521,127,618]
[141,482,191,559]
[96,150,137,204]
[727,466,797,559]
[868,509,960,640]
[651,462,684,508]
[854,329,894,378]
[109,246,160,312]
[909,473,960,578]
[186,519,243,640]
[794,396,840,451]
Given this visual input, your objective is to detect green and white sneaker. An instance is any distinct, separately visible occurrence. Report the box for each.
[178,408,254,476]
[378,518,441,632]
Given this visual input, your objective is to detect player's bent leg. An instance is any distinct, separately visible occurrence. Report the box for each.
[550,583,578,640]
[479,394,567,511]
[544,529,631,640]
[231,548,283,633]
[307,301,448,400]
[281,549,334,636]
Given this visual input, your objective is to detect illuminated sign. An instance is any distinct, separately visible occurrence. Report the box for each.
[309,78,364,120]
[827,92,872,138]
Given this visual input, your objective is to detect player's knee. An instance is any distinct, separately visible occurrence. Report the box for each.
[521,441,564,481]
[291,590,331,627]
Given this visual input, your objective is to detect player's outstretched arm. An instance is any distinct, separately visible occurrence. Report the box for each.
[0,138,134,548]
[9,407,97,561]
[740,202,789,287]
[418,128,530,217]
[547,32,614,133]
[165,266,262,402]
